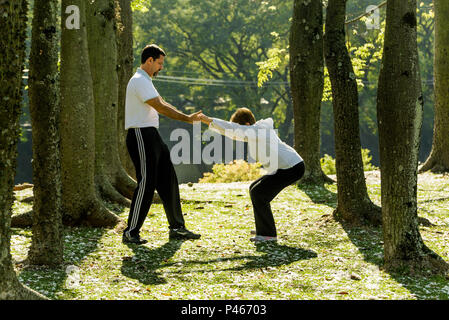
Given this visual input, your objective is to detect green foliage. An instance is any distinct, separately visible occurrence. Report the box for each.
[198,160,265,183]
[320,154,336,175]
[256,48,287,88]
[133,0,294,134]
[131,0,150,12]
[320,148,378,175]
[361,148,378,171]
[131,0,435,165]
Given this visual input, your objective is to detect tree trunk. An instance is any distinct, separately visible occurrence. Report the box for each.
[27,0,63,266]
[86,0,135,206]
[290,0,332,185]
[60,0,121,227]
[0,0,47,299]
[116,0,136,180]
[419,0,449,173]
[377,0,448,273]
[324,0,381,226]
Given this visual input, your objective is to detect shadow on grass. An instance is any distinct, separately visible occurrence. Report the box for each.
[121,239,186,285]
[295,181,449,298]
[339,219,449,299]
[228,242,317,271]
[13,201,126,299]
[297,182,337,209]
[158,242,317,275]
[15,226,107,299]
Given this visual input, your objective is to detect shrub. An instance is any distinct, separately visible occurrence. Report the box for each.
[320,148,378,175]
[198,160,265,183]
[320,154,336,175]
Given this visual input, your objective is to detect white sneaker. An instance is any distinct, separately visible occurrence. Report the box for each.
[250,235,277,242]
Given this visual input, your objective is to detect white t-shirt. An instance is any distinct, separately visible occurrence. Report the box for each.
[209,117,303,174]
[125,68,160,129]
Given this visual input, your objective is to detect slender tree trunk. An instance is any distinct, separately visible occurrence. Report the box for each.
[0,0,47,299]
[290,0,332,184]
[60,0,121,227]
[324,0,381,226]
[377,0,448,273]
[419,0,449,173]
[27,0,63,266]
[116,0,136,181]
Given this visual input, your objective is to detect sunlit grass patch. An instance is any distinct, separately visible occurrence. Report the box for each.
[9,171,449,300]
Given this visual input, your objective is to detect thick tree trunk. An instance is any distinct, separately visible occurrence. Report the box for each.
[419,0,449,173]
[86,0,135,206]
[290,0,333,185]
[0,0,47,300]
[27,0,63,266]
[377,0,448,273]
[324,0,381,226]
[60,0,121,227]
[116,0,136,181]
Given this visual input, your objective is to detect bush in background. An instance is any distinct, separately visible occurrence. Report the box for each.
[198,160,265,183]
[320,148,378,175]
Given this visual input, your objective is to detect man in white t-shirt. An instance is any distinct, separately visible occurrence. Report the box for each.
[123,44,201,244]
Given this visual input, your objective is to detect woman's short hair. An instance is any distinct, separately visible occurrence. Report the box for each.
[230,107,256,125]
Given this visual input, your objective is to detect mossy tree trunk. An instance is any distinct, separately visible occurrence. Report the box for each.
[60,0,121,227]
[290,0,332,185]
[116,0,136,180]
[377,0,448,273]
[324,0,381,226]
[0,0,47,299]
[86,0,135,205]
[27,0,63,266]
[419,0,449,173]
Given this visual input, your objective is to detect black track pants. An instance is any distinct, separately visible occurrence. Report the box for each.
[124,127,185,237]
[249,161,305,237]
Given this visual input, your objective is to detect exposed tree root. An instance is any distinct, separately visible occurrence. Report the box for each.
[96,174,131,207]
[384,245,449,276]
[300,170,335,185]
[333,201,382,227]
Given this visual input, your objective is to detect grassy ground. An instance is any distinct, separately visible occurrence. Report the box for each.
[10,171,449,300]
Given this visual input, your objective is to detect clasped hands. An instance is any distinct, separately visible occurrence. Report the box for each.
[188,110,212,125]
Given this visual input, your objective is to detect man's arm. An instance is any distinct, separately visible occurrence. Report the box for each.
[145,96,202,124]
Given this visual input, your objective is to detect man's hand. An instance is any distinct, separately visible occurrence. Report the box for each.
[188,110,203,124]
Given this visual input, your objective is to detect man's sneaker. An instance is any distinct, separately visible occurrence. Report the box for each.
[122,233,148,245]
[250,230,256,235]
[169,227,201,240]
[250,235,277,243]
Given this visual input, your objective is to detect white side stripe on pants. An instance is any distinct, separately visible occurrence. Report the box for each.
[127,128,147,236]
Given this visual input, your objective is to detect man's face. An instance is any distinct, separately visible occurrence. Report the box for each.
[148,55,165,77]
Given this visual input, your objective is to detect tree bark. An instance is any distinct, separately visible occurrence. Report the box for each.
[27,0,63,266]
[290,0,333,185]
[0,0,47,299]
[377,0,448,273]
[116,0,136,180]
[419,0,449,173]
[324,0,381,226]
[60,0,121,227]
[86,0,135,206]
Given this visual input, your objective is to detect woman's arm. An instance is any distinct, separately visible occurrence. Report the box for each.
[200,114,254,142]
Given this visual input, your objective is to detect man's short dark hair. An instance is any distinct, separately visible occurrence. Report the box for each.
[141,44,166,64]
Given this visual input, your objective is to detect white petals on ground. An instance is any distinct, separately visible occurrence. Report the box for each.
[9,171,449,299]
